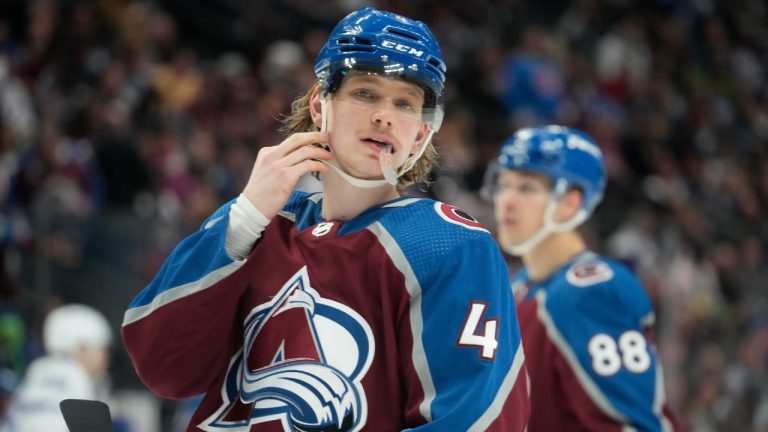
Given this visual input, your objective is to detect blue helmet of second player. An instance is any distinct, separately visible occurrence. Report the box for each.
[496,125,606,217]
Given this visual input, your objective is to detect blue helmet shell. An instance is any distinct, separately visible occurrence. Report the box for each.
[315,7,446,111]
[497,126,606,214]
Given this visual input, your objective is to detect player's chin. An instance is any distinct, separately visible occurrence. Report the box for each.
[500,233,525,247]
[350,163,386,180]
[498,233,515,246]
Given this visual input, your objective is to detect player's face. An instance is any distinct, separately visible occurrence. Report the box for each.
[493,170,552,248]
[76,345,111,378]
[324,73,430,180]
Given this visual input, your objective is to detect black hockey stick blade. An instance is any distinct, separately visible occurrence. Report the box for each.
[59,399,113,432]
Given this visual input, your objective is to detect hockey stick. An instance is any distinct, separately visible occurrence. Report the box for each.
[59,399,113,432]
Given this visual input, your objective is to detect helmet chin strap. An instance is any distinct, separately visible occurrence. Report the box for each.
[398,129,434,175]
[501,181,589,256]
[318,95,434,189]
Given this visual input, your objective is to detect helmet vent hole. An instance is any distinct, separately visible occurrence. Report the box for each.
[425,56,447,75]
[354,37,373,45]
[339,46,375,53]
[338,37,351,44]
[385,27,420,41]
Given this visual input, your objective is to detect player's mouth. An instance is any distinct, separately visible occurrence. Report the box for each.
[361,135,396,154]
[499,217,518,229]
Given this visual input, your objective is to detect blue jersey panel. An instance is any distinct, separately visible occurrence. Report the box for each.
[544,258,663,430]
[283,191,323,231]
[379,200,522,429]
[128,199,237,309]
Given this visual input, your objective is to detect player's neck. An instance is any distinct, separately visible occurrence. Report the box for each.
[320,171,400,221]
[522,231,586,282]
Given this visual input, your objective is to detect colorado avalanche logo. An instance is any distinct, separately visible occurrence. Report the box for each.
[434,202,488,233]
[566,261,614,287]
[201,267,374,431]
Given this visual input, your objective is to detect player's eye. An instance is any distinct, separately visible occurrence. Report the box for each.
[492,182,512,196]
[351,88,377,102]
[395,99,416,112]
[495,181,540,195]
[518,182,540,194]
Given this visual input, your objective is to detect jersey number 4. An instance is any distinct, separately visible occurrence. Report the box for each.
[588,331,651,376]
[458,302,498,361]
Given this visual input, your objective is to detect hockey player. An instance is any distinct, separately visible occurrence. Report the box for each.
[487,125,682,431]
[123,7,530,431]
[1,304,112,432]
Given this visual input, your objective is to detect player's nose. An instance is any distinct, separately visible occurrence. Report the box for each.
[371,108,394,128]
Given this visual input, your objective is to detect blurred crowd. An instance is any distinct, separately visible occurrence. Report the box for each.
[0,0,766,430]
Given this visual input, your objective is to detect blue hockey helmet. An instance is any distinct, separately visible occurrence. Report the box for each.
[496,125,606,215]
[314,7,447,131]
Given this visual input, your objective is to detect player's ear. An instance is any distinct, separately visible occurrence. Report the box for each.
[410,122,430,156]
[555,189,583,223]
[309,85,323,129]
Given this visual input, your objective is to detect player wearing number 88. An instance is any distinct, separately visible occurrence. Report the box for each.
[486,126,683,431]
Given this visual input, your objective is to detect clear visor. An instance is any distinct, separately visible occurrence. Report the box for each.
[322,70,444,132]
[480,159,503,202]
[480,161,557,202]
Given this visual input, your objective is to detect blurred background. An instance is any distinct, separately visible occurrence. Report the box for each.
[0,0,766,430]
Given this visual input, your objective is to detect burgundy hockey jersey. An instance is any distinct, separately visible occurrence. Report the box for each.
[123,192,530,431]
[513,251,682,432]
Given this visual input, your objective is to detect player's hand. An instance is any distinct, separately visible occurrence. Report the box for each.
[243,132,332,219]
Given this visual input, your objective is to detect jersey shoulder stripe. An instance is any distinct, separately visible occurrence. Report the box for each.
[124,199,243,324]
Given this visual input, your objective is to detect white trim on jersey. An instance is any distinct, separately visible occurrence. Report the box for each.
[367,221,436,422]
[279,193,321,222]
[382,198,422,208]
[123,261,245,326]
[655,362,674,432]
[534,290,636,430]
[641,311,656,327]
[277,210,297,221]
[204,215,224,230]
[468,341,526,431]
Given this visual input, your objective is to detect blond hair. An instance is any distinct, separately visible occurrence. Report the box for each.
[280,84,438,188]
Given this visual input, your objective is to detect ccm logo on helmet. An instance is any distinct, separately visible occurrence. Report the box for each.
[381,40,424,57]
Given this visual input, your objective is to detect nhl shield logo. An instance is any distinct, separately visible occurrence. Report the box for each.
[312,222,335,237]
